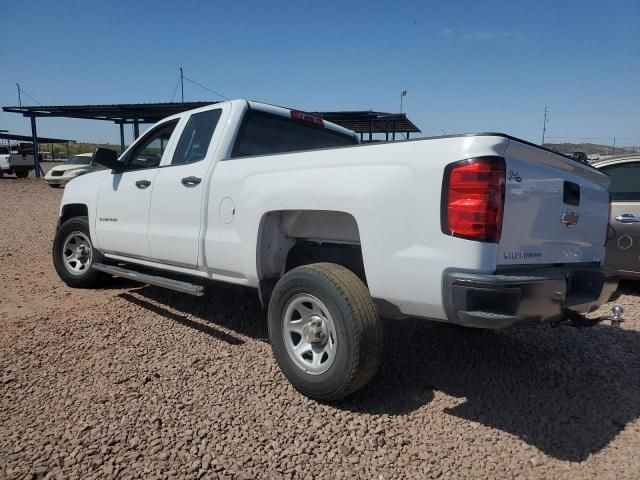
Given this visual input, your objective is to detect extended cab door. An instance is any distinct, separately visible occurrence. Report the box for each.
[95,120,179,258]
[147,106,227,267]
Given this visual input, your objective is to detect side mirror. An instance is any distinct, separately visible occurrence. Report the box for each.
[93,147,124,172]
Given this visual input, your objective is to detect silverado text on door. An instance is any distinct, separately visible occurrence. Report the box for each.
[52,100,619,401]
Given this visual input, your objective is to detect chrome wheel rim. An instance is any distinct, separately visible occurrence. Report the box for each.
[62,231,93,275]
[282,294,337,375]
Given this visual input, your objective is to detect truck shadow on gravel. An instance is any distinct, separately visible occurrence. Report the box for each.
[119,282,639,462]
[343,318,640,462]
[118,282,268,344]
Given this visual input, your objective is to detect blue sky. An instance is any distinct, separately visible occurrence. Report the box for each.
[1,0,638,146]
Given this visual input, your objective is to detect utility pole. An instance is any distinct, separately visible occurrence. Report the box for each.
[16,83,22,107]
[541,106,549,146]
[180,67,184,102]
[612,137,616,155]
[400,90,407,114]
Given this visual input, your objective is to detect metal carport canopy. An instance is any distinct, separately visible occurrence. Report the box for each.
[2,102,217,176]
[0,132,75,144]
[2,102,215,124]
[2,102,421,137]
[313,110,421,140]
[2,102,422,176]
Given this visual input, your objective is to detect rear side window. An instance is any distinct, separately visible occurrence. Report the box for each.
[600,162,640,201]
[231,110,356,158]
[172,109,222,165]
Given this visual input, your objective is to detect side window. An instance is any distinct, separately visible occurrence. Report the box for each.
[601,162,640,201]
[171,109,222,165]
[126,121,178,170]
[231,111,357,158]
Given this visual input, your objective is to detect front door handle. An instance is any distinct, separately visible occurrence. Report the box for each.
[135,179,151,189]
[615,213,640,224]
[181,176,202,187]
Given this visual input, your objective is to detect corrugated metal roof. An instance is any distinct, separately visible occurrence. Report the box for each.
[313,111,420,134]
[3,103,421,134]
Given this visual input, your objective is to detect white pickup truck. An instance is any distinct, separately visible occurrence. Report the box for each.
[52,99,619,401]
[0,144,34,178]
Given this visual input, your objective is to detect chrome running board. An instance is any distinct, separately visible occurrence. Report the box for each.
[92,263,204,296]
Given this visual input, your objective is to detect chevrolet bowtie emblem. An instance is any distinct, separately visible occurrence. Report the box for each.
[561,211,579,228]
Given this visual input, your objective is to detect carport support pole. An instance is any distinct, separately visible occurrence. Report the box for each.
[30,115,40,178]
[133,120,140,139]
[119,123,125,152]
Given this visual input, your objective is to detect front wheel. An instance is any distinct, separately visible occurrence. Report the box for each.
[15,169,29,178]
[268,263,383,401]
[52,217,106,288]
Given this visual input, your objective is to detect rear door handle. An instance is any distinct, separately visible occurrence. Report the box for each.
[135,179,151,189]
[615,213,640,223]
[181,176,202,187]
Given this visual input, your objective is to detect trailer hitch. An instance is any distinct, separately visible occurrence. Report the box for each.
[607,305,625,327]
[556,305,625,328]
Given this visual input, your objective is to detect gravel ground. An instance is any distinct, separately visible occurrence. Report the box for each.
[1,174,639,479]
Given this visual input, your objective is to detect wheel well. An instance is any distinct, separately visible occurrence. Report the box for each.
[256,210,365,307]
[59,204,88,225]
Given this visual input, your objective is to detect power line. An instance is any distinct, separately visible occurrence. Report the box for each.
[18,87,43,106]
[15,83,43,106]
[182,75,229,100]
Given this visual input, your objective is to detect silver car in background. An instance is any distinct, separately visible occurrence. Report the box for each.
[44,153,102,187]
[594,155,640,279]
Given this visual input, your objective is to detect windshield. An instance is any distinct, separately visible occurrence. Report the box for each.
[66,156,92,165]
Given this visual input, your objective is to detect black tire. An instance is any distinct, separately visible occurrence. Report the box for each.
[268,263,383,402]
[15,169,29,178]
[52,217,107,288]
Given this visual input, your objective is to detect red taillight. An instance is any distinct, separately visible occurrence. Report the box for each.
[291,110,324,127]
[442,157,505,242]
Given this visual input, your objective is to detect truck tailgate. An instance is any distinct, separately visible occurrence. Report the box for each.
[498,140,610,266]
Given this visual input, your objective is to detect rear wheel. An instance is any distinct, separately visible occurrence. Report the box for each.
[15,169,29,178]
[268,263,383,401]
[52,217,106,288]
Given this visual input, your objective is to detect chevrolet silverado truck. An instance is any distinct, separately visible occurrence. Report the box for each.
[52,99,620,401]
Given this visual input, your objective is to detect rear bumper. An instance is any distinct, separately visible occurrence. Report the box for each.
[443,265,619,329]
